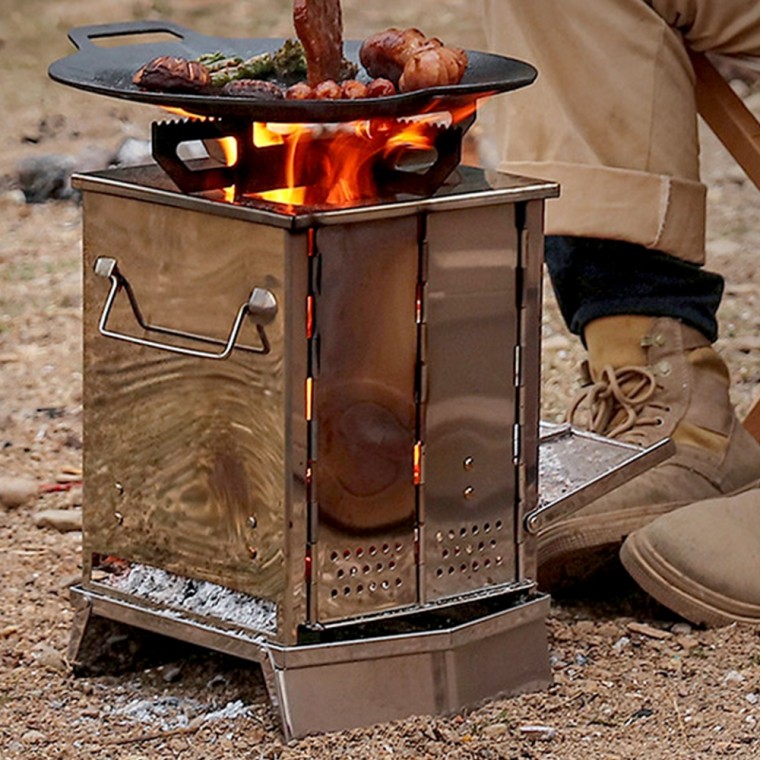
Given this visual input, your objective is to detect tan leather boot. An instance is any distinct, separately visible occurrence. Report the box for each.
[538,316,760,586]
[620,488,760,626]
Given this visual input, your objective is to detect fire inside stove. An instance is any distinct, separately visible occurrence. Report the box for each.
[153,102,477,208]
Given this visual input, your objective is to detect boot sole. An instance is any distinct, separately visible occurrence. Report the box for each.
[620,531,760,626]
[537,501,686,569]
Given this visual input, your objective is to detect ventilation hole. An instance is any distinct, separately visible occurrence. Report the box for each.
[363,564,371,574]
[330,551,338,562]
[349,566,358,577]
[388,560,397,570]
[472,525,479,535]
[356,584,364,594]
[436,568,444,577]
[459,527,467,537]
[330,589,338,598]
[465,544,473,555]
[495,520,503,531]
[448,566,455,574]
[448,530,456,540]
[454,545,461,556]
[478,541,485,552]
[381,580,390,590]
[436,531,444,543]
[395,577,403,587]
[382,544,390,554]
[356,547,364,558]
[369,545,377,556]
[496,556,503,566]
[395,542,403,553]
[472,561,480,571]
[343,586,351,596]
[490,539,497,548]
[484,523,491,533]
[369,581,377,592]
[343,549,351,559]
[376,563,384,572]
[460,563,468,573]
[337,569,345,579]
[442,549,450,559]
[484,558,492,568]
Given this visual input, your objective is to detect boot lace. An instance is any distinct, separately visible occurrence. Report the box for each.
[567,364,669,443]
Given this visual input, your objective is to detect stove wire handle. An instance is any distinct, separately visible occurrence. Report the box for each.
[93,256,276,360]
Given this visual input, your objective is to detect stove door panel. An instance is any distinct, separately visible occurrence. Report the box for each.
[82,193,303,604]
[312,217,419,621]
[422,204,519,600]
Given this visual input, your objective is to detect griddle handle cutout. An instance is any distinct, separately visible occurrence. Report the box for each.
[93,257,276,360]
[66,20,201,52]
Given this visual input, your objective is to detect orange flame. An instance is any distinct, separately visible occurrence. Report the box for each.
[161,98,479,209]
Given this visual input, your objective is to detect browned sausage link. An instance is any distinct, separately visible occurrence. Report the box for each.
[366,78,397,97]
[340,79,369,99]
[221,79,284,99]
[313,80,342,99]
[399,45,468,93]
[285,82,316,100]
[359,28,427,84]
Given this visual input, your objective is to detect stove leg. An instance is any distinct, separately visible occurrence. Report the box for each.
[67,591,192,676]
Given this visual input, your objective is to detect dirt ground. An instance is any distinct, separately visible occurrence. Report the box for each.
[1,2,759,758]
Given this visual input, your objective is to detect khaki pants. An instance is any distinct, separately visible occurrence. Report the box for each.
[479,0,760,263]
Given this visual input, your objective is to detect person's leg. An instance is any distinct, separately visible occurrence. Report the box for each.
[479,0,760,583]
[480,0,760,260]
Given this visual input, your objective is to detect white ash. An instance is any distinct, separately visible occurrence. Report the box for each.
[113,696,250,731]
[101,563,277,635]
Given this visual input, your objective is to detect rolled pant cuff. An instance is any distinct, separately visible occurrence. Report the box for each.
[498,161,707,264]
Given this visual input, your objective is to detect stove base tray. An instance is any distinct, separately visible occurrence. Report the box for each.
[68,585,550,740]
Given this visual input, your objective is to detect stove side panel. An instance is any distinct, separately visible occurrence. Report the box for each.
[311,217,419,622]
[81,192,303,612]
[421,203,520,600]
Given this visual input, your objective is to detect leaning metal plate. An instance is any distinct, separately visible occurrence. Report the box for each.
[48,20,537,122]
[525,423,676,534]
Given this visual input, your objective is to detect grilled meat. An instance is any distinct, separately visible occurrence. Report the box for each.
[293,0,344,86]
[399,44,468,92]
[221,79,284,99]
[133,56,210,92]
[359,28,427,84]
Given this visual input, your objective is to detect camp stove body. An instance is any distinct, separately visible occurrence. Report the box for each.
[69,156,565,736]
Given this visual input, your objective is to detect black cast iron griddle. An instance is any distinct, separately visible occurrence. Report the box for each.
[48,20,537,123]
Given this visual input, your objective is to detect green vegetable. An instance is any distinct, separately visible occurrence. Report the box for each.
[238,53,275,80]
[272,39,307,84]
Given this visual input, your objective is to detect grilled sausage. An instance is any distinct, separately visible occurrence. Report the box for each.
[221,79,284,98]
[359,28,427,84]
[399,44,468,92]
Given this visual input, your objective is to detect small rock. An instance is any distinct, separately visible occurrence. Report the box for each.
[723,670,746,684]
[627,622,672,640]
[162,664,183,684]
[34,645,68,674]
[481,722,510,739]
[671,622,692,635]
[612,636,630,651]
[21,729,47,743]
[33,507,82,533]
[0,476,39,509]
[17,154,77,202]
[519,724,557,741]
[746,693,758,705]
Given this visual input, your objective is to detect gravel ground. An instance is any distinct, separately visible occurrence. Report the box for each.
[1,2,759,758]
